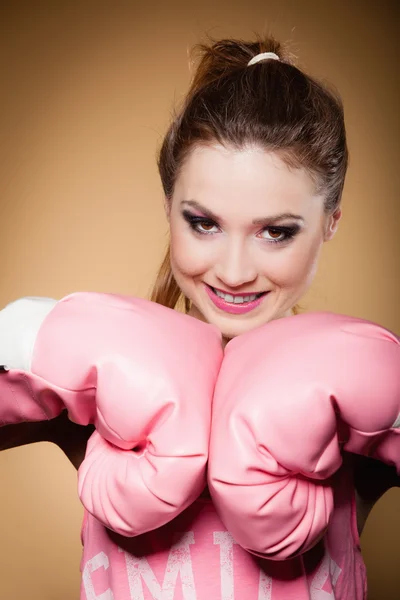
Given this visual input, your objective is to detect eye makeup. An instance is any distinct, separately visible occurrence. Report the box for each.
[181,209,301,245]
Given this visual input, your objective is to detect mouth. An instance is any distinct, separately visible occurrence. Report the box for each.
[204,284,269,315]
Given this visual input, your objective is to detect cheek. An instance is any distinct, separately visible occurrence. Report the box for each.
[263,236,323,289]
[169,226,212,278]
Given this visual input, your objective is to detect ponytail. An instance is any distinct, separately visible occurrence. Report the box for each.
[150,244,191,313]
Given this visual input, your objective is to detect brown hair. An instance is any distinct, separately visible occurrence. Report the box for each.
[150,36,348,314]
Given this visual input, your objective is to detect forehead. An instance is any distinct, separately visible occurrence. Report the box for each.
[174,144,321,219]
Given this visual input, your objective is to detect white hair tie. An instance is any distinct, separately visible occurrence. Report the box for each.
[247,52,280,66]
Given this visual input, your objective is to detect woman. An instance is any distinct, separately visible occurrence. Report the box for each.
[1,35,398,599]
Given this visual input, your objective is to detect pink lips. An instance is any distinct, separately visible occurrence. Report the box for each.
[205,285,267,315]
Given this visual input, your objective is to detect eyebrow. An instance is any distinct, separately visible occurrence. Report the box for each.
[181,200,305,226]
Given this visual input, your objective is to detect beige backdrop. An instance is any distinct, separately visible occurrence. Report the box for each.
[0,1,399,599]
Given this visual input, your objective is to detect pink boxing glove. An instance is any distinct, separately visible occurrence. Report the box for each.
[0,292,223,535]
[208,312,400,560]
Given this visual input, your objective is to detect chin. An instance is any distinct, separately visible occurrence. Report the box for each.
[200,309,274,339]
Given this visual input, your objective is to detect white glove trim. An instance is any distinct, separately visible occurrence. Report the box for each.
[0,297,57,371]
[392,413,400,429]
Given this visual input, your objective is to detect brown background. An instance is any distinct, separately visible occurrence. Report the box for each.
[0,1,399,598]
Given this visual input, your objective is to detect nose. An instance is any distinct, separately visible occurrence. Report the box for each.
[214,237,258,289]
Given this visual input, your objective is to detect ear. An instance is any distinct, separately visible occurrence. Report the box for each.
[164,197,171,221]
[324,208,342,241]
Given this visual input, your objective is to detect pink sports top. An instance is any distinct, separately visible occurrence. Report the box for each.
[80,457,367,600]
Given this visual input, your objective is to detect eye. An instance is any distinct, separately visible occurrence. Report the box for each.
[195,220,219,234]
[182,211,219,235]
[259,226,299,244]
[262,228,284,241]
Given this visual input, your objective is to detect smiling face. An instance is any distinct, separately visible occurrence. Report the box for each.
[165,144,340,339]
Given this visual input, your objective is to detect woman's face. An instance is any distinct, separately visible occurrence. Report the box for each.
[166,144,340,339]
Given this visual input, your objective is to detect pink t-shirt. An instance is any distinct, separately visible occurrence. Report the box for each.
[80,458,367,600]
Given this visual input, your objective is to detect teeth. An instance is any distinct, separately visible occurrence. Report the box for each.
[214,289,258,304]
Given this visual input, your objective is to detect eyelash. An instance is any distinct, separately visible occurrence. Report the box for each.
[182,212,299,245]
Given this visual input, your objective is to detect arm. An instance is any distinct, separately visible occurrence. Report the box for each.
[1,292,223,537]
[208,312,400,559]
[0,410,94,470]
[0,420,56,451]
[354,454,400,535]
